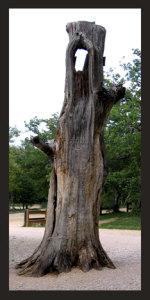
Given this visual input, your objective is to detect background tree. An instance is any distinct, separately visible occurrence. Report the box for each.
[9,114,58,209]
[9,145,22,209]
[9,127,22,209]
[102,49,141,213]
[24,113,59,195]
[24,113,59,142]
[9,126,21,143]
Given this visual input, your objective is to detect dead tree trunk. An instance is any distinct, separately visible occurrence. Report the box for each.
[16,21,125,276]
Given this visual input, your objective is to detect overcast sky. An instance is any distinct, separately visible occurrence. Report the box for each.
[9,8,141,142]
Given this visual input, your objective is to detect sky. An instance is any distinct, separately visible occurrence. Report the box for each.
[9,8,141,143]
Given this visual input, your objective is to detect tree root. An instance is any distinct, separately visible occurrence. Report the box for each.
[16,239,115,277]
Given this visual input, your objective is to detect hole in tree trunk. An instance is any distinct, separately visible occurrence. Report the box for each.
[73,48,89,99]
[74,49,88,71]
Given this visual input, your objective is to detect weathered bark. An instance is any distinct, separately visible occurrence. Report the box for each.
[16,21,125,276]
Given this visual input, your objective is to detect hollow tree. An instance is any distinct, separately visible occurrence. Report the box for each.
[16,21,125,276]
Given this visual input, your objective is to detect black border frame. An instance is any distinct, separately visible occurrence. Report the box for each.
[1,0,148,299]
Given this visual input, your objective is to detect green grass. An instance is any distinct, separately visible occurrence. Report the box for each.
[9,202,47,214]
[9,208,41,214]
[9,209,25,214]
[99,211,141,230]
[9,207,44,214]
[99,211,125,220]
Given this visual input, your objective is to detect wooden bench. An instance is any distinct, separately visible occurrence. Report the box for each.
[24,208,47,226]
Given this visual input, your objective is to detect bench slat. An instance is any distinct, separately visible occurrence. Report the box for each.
[28,210,46,214]
[29,218,45,220]
[29,219,46,223]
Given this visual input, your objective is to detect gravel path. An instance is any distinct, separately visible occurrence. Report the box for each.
[9,214,141,291]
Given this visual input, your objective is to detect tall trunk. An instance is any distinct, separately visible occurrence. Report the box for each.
[16,21,125,277]
[114,190,120,212]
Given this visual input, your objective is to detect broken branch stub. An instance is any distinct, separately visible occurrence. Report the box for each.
[31,136,55,160]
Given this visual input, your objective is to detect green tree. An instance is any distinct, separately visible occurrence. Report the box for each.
[9,126,20,143]
[24,113,59,142]
[9,127,22,208]
[9,114,59,209]
[102,49,141,213]
[24,112,59,189]
[19,138,51,204]
[9,145,22,209]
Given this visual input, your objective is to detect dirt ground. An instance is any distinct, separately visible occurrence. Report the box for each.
[9,213,141,291]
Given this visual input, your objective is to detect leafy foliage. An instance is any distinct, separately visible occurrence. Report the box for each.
[9,113,58,208]
[102,49,141,213]
[24,113,58,142]
[9,126,21,143]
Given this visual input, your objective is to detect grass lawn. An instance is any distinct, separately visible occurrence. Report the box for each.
[9,209,25,214]
[99,211,141,230]
[9,208,41,214]
[9,202,47,214]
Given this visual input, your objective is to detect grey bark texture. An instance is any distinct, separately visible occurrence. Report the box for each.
[16,21,125,276]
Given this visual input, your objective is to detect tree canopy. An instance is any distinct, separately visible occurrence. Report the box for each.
[9,113,58,208]
[102,49,141,213]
